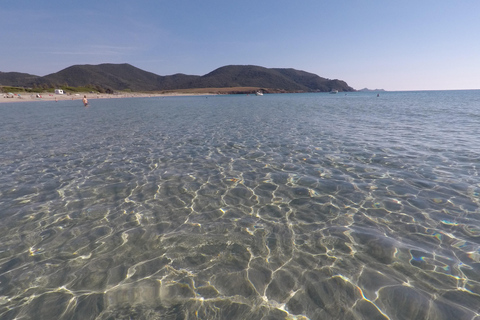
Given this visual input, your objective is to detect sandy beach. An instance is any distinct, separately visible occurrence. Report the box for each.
[0,87,266,104]
[0,91,202,104]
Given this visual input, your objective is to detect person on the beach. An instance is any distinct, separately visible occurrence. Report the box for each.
[82,95,88,106]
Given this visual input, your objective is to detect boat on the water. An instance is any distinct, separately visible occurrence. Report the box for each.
[256,91,263,96]
[330,89,338,94]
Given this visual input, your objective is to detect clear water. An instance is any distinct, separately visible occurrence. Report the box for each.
[1,91,479,320]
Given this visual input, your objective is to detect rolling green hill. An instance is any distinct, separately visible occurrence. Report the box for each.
[0,63,355,92]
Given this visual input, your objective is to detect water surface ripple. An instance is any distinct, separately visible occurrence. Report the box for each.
[1,91,480,319]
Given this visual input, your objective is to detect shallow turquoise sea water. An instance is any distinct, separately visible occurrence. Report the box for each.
[0,91,479,319]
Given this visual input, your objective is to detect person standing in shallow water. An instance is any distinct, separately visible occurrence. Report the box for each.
[82,95,88,106]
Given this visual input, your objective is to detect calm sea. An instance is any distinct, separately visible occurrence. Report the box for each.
[1,91,479,320]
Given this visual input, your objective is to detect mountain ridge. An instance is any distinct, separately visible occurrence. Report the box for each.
[0,63,355,93]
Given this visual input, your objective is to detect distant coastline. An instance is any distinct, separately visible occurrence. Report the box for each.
[358,88,386,92]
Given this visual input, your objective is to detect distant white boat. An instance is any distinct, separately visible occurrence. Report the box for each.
[330,90,338,94]
[256,91,263,96]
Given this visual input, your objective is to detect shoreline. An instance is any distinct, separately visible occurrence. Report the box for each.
[0,87,281,104]
[0,92,210,104]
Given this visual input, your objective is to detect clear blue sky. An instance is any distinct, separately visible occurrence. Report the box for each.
[2,0,479,91]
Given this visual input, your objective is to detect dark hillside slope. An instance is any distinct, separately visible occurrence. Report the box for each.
[0,72,40,87]
[41,63,164,91]
[194,65,306,91]
[273,68,353,92]
[156,73,200,90]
